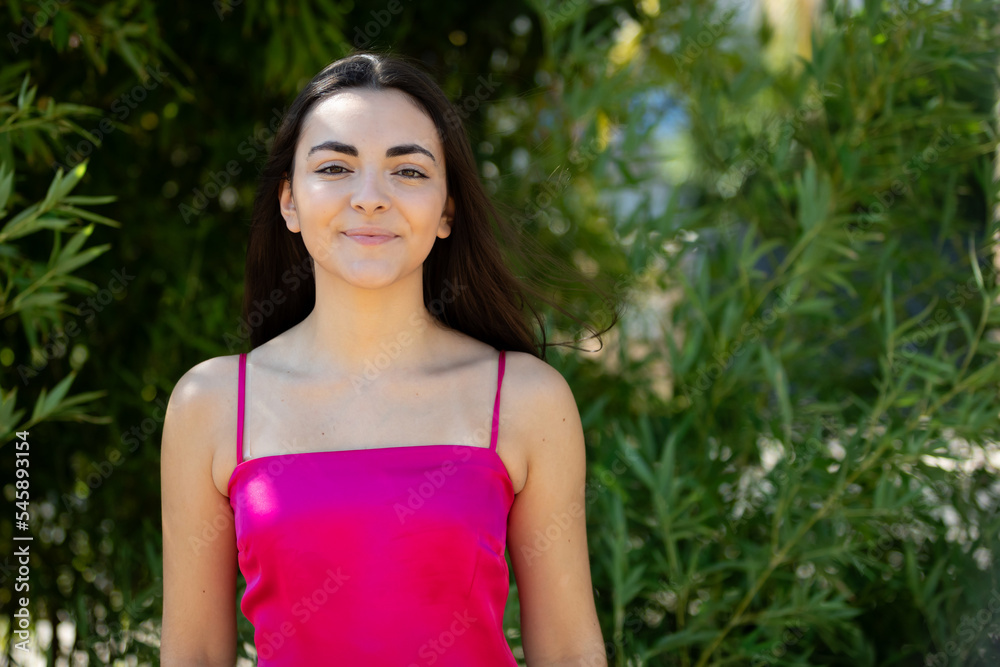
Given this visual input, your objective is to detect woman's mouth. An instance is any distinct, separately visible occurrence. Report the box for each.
[342,231,397,245]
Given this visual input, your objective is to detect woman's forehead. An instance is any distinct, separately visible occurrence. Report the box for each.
[300,89,441,155]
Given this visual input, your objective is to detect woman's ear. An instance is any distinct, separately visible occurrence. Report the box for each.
[279,174,299,233]
[438,194,455,238]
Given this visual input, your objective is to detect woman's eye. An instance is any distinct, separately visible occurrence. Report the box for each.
[316,165,426,178]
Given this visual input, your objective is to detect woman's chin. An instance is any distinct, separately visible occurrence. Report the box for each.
[340,269,400,289]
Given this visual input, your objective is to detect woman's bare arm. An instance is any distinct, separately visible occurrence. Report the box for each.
[506,354,608,666]
[160,358,238,666]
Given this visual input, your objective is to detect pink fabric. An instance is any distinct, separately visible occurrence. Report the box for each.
[228,350,518,665]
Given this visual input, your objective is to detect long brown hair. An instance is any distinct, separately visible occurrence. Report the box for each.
[242,49,621,359]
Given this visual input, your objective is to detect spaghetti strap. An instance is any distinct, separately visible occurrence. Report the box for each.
[489,350,506,452]
[237,352,246,464]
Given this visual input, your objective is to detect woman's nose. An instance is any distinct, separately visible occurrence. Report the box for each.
[351,170,390,215]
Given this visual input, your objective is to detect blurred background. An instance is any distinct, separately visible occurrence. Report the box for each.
[2,0,1000,664]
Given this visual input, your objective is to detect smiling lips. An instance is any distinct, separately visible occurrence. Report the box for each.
[342,229,397,245]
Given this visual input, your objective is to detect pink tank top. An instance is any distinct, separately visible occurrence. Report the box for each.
[228,349,518,665]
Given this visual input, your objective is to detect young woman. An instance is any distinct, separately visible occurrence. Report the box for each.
[161,51,615,666]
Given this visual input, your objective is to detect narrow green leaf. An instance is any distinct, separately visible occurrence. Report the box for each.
[54,161,89,201]
[883,272,894,354]
[969,234,984,292]
[53,243,109,277]
[16,73,31,109]
[0,160,14,216]
[31,372,77,422]
[0,385,27,442]
[52,10,70,51]
[59,195,118,205]
[55,224,95,266]
[57,205,121,228]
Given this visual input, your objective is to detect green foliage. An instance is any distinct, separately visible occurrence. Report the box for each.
[2,0,999,665]
[574,0,1000,665]
[0,71,119,441]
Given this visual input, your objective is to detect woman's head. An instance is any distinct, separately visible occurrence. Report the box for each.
[278,86,455,290]
[274,51,477,203]
[243,50,619,356]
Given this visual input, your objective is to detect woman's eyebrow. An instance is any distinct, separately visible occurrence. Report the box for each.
[307,140,437,164]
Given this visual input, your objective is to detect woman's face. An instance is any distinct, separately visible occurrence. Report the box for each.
[278,87,454,288]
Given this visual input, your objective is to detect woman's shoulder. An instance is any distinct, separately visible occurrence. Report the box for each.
[164,354,243,465]
[168,354,242,411]
[501,349,570,393]
[497,349,584,488]
[436,338,569,422]
[497,349,578,431]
